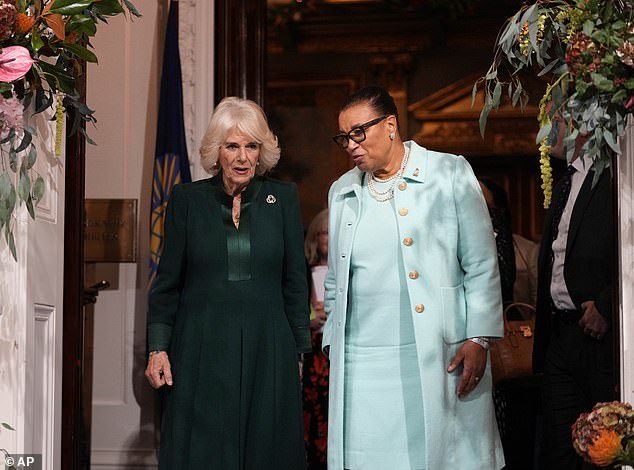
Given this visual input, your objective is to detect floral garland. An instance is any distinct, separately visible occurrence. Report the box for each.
[0,0,140,260]
[476,0,634,208]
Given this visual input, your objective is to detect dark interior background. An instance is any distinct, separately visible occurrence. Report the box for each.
[265,0,561,242]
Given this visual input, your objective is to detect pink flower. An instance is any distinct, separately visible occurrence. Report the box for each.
[0,45,35,82]
[0,95,24,139]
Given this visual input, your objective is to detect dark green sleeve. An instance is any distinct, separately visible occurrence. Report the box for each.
[147,184,188,351]
[282,183,312,353]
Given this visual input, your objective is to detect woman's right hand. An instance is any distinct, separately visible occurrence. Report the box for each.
[309,302,327,330]
[144,351,173,389]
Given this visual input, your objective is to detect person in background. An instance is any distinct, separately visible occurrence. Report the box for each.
[479,178,540,470]
[145,97,311,470]
[513,232,539,307]
[479,178,539,308]
[324,85,504,470]
[533,108,615,469]
[303,208,330,469]
[479,178,516,305]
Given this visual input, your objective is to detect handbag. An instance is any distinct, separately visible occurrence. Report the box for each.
[489,302,536,385]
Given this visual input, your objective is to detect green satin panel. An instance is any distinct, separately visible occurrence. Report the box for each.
[221,179,262,281]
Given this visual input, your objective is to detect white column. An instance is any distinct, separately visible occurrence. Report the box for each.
[180,0,215,181]
[619,117,634,407]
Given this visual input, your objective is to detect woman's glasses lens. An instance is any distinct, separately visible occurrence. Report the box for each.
[333,134,350,148]
[332,115,388,149]
[332,127,367,149]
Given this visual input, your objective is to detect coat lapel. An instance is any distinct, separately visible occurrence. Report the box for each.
[338,168,363,197]
[403,141,428,183]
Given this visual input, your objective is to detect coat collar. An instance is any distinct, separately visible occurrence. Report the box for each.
[337,141,428,196]
[403,140,428,183]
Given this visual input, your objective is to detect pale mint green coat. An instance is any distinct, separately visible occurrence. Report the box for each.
[323,141,505,469]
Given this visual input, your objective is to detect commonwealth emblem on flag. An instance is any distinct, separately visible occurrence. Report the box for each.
[148,0,191,291]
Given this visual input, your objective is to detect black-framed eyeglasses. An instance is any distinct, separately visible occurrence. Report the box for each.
[332,115,388,149]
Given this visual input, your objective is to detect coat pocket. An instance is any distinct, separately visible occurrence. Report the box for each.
[441,284,467,344]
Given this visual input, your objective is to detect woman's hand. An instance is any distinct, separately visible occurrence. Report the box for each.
[309,301,327,330]
[145,351,173,389]
[447,340,487,397]
[298,353,304,380]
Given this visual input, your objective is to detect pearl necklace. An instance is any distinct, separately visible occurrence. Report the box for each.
[366,147,410,202]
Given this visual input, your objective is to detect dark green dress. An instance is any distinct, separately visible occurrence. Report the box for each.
[147,175,311,469]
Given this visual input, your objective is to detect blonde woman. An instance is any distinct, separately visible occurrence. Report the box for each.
[145,97,310,469]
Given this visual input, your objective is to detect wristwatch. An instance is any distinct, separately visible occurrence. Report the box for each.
[468,337,490,351]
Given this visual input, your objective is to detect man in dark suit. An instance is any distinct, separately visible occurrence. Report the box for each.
[532,113,615,469]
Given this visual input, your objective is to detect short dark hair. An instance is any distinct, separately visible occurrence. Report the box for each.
[480,178,509,210]
[341,85,399,125]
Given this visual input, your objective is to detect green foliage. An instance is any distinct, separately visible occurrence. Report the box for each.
[475,0,634,183]
[0,0,140,260]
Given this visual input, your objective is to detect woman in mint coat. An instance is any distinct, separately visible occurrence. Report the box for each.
[145,97,311,469]
[323,86,505,469]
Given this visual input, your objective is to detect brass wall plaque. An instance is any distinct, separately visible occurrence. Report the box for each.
[84,199,138,263]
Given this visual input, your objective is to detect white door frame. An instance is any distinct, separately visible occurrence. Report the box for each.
[619,119,634,405]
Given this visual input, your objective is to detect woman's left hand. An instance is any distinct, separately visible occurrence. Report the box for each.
[447,341,487,397]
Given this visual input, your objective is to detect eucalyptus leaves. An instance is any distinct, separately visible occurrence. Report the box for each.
[0,103,44,259]
[0,0,140,260]
[475,0,634,206]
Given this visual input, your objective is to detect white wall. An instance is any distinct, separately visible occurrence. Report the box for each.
[0,110,65,469]
[85,1,161,466]
[85,1,213,468]
[0,195,28,462]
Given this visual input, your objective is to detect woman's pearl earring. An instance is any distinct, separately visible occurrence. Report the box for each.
[389,132,395,141]
[256,160,260,166]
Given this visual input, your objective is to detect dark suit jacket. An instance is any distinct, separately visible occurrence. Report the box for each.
[532,166,613,373]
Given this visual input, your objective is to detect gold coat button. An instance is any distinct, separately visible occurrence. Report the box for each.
[399,208,409,216]
[398,182,407,191]
[415,304,425,313]
[403,237,413,246]
[409,271,419,280]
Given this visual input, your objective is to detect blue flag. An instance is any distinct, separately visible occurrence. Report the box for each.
[149,0,191,290]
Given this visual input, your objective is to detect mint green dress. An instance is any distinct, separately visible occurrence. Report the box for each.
[343,176,426,470]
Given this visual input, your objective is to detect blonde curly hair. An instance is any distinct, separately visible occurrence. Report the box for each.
[199,97,280,176]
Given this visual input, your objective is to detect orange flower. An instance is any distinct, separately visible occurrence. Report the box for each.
[587,429,623,467]
[15,13,34,35]
[520,21,529,40]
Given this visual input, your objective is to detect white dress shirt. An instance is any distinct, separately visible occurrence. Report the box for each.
[550,156,593,310]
